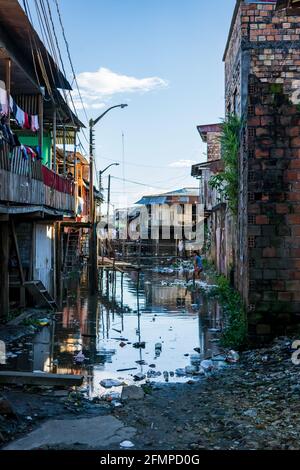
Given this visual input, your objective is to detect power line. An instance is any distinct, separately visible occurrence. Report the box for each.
[96,154,197,170]
[53,0,89,124]
[111,175,174,190]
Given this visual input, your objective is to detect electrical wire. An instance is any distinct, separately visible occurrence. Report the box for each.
[53,0,89,124]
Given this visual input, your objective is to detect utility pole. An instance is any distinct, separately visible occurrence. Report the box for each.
[88,104,128,294]
[89,120,97,294]
[107,174,111,223]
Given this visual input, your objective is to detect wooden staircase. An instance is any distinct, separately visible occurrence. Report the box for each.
[80,230,89,260]
[63,229,81,274]
[24,280,57,310]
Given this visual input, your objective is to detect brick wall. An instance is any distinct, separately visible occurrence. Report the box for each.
[224,0,300,335]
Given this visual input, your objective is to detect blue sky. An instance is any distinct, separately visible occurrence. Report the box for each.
[26,0,236,207]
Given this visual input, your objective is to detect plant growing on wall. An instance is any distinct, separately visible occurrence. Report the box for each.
[209,114,242,215]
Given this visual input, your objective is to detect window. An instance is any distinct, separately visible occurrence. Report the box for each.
[233,89,238,115]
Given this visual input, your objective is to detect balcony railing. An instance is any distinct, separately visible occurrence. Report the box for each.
[0,144,74,213]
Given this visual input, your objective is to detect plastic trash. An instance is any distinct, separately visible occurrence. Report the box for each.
[133,372,146,381]
[100,379,123,388]
[200,359,214,371]
[226,350,240,363]
[133,342,146,349]
[185,365,199,375]
[190,354,201,366]
[120,440,135,448]
[74,352,85,363]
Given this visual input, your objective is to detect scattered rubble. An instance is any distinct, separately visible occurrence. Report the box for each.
[121,386,145,401]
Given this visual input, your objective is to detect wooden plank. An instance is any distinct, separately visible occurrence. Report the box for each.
[7,310,36,326]
[11,219,25,285]
[0,222,9,320]
[0,371,83,387]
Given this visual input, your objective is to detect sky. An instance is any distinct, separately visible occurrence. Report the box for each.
[25,0,236,208]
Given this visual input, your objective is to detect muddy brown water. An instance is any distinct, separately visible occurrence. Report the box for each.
[2,267,224,398]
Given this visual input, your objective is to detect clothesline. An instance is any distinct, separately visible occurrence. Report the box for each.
[0,80,39,132]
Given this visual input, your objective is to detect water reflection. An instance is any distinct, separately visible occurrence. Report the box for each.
[2,268,223,397]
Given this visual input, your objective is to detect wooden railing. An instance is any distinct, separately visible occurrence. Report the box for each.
[0,144,75,213]
[0,143,43,180]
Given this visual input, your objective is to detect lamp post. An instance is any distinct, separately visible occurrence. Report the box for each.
[89,104,128,294]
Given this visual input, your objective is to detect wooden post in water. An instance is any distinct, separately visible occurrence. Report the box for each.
[0,222,9,320]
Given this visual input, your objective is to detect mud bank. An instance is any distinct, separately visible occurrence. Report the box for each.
[2,336,300,450]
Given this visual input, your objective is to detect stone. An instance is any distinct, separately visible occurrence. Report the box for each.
[100,379,123,388]
[120,440,134,448]
[121,385,145,401]
[133,373,146,382]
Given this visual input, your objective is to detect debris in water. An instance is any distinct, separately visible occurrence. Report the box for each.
[133,342,146,349]
[116,367,138,372]
[74,352,86,363]
[133,372,146,382]
[200,360,214,371]
[175,368,186,377]
[112,328,122,334]
[100,379,123,388]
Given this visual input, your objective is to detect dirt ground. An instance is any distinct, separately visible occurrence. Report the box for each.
[1,336,300,450]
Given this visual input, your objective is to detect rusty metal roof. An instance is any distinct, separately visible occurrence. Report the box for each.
[197,124,222,142]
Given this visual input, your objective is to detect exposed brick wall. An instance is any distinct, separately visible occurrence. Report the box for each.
[224,0,300,335]
[207,131,222,162]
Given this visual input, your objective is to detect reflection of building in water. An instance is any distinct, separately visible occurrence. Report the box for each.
[196,295,223,359]
[0,340,6,365]
[144,284,192,309]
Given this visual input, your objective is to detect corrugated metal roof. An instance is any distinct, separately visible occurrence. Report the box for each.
[136,196,167,205]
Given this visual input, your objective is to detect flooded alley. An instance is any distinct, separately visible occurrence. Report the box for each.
[3,263,224,398]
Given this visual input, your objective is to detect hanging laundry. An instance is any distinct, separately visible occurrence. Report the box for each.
[31,115,39,132]
[33,145,42,160]
[23,113,31,130]
[0,81,8,116]
[25,146,37,160]
[20,145,28,160]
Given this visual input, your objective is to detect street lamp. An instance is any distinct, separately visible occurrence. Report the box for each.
[89,104,128,294]
[98,162,120,193]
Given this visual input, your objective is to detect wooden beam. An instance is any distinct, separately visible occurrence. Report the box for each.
[0,371,84,387]
[52,107,57,172]
[5,58,11,125]
[38,94,43,161]
[11,219,25,285]
[0,223,9,320]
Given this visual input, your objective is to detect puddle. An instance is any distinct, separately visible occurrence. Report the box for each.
[1,266,224,398]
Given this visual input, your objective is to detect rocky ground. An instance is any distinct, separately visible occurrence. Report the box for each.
[1,336,300,450]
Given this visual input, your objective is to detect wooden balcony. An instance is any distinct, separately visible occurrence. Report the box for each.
[0,143,75,215]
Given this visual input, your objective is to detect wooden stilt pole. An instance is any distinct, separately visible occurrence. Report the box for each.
[0,222,9,320]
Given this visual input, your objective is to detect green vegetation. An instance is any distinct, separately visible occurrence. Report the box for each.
[209,114,242,215]
[203,274,248,350]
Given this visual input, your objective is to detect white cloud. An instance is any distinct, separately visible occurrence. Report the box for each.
[169,159,197,168]
[73,67,169,110]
